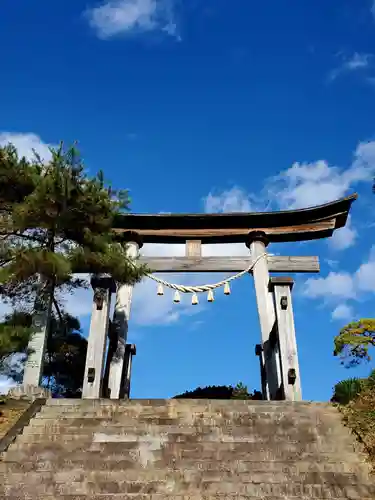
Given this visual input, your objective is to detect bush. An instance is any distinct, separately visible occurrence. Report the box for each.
[232,382,251,399]
[339,385,375,470]
[365,369,375,390]
[173,382,261,400]
[332,378,365,405]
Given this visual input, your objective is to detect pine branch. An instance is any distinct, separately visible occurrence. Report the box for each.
[52,297,63,324]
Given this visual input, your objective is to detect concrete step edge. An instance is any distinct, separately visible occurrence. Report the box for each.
[3,482,375,497]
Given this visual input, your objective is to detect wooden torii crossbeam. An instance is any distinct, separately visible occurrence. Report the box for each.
[138,255,320,273]
[113,194,356,243]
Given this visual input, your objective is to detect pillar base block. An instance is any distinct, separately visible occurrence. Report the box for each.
[8,384,51,401]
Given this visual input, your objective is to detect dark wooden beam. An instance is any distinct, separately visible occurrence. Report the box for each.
[115,220,336,244]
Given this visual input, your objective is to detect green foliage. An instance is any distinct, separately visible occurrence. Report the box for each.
[0,141,148,363]
[365,369,375,390]
[339,384,375,469]
[43,313,87,397]
[174,383,262,400]
[232,382,251,399]
[334,319,375,367]
[174,385,233,399]
[0,311,33,362]
[331,378,365,405]
[0,142,147,308]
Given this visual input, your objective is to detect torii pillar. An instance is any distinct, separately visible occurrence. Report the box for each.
[107,232,142,399]
[123,343,137,399]
[269,277,302,401]
[247,231,282,400]
[82,274,116,399]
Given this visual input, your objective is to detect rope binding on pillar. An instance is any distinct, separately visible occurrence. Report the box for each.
[146,252,267,305]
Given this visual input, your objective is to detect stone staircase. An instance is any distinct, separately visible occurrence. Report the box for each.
[1,399,375,499]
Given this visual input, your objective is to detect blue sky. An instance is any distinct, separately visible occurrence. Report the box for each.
[1,0,375,400]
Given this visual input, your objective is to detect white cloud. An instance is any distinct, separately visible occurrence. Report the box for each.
[0,132,52,162]
[355,245,375,293]
[302,245,375,316]
[265,140,375,210]
[86,0,180,40]
[345,53,371,70]
[204,187,255,213]
[329,52,372,82]
[304,272,355,300]
[202,243,249,257]
[332,303,354,321]
[329,215,357,251]
[205,141,373,257]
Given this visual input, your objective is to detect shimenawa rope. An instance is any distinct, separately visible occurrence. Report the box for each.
[145,252,267,304]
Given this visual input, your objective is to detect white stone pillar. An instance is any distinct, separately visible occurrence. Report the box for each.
[269,277,302,401]
[108,238,141,399]
[82,275,115,399]
[247,232,282,400]
[23,286,53,390]
[123,343,136,399]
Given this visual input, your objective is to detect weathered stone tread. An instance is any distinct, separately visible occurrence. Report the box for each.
[1,399,373,499]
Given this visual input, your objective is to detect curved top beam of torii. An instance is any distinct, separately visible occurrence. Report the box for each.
[113,194,357,244]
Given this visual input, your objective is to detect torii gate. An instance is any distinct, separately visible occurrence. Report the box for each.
[21,194,357,401]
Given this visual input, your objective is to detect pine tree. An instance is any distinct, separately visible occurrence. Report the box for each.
[334,319,375,367]
[0,311,33,363]
[0,141,148,358]
[42,312,87,397]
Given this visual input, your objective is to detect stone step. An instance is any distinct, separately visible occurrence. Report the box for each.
[27,418,342,435]
[23,418,346,435]
[13,432,355,448]
[39,403,339,414]
[5,437,360,454]
[2,479,374,497]
[22,419,340,433]
[44,398,333,408]
[17,427,354,447]
[20,429,348,445]
[32,413,341,427]
[38,405,340,415]
[0,458,369,474]
[39,403,340,415]
[3,447,362,465]
[1,468,371,485]
[36,414,342,429]
[4,496,375,500]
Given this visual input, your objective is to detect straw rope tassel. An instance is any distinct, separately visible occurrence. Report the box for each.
[174,290,181,303]
[157,283,164,296]
[207,290,214,302]
[224,282,231,295]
